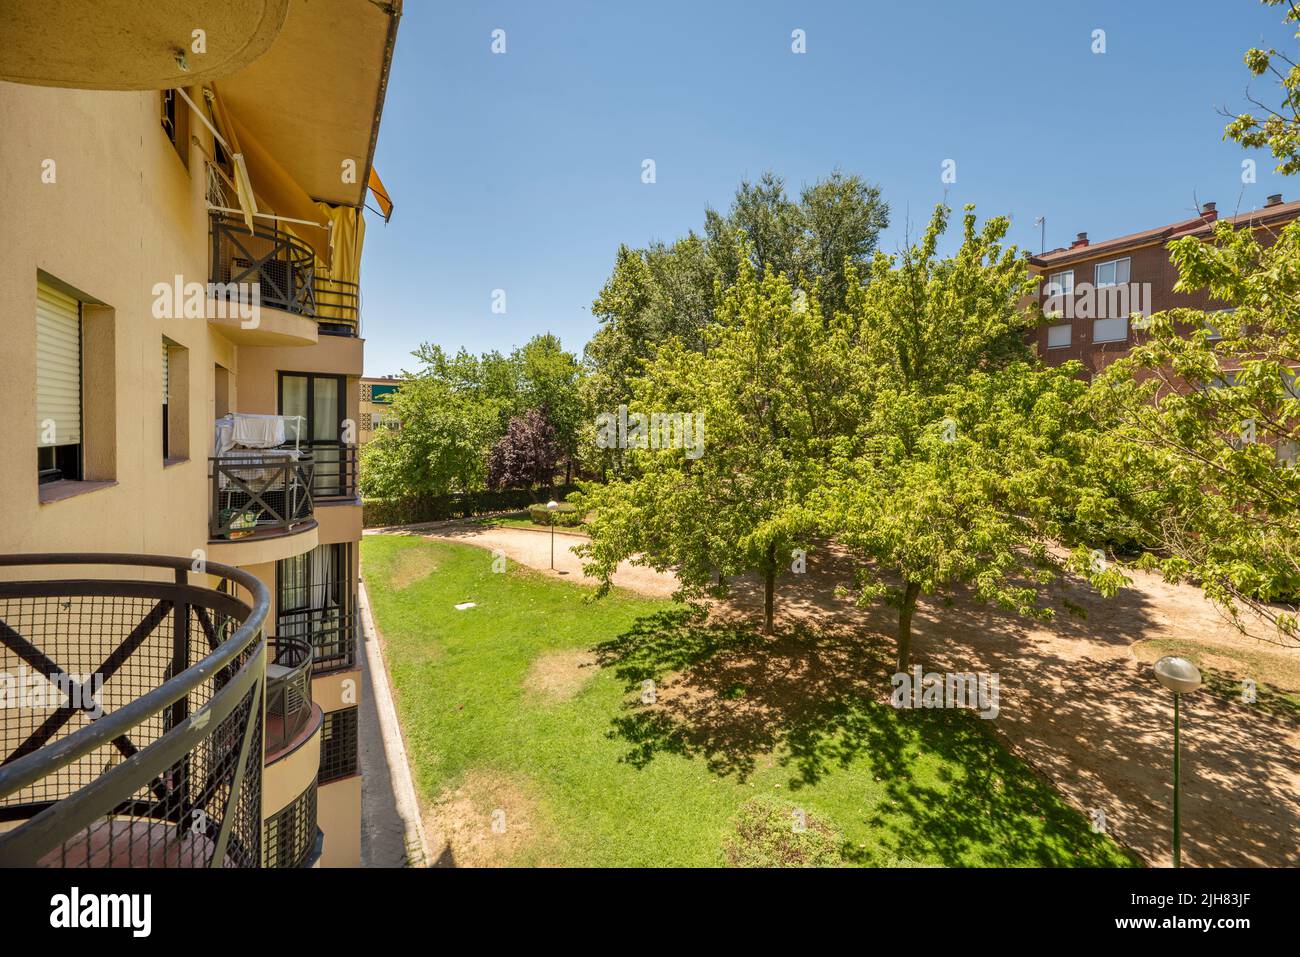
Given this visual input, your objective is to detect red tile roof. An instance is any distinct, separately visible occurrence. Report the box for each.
[1029,199,1300,268]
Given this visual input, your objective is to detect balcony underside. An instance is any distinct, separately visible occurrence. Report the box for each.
[206,519,318,566]
[0,0,289,91]
[208,298,319,346]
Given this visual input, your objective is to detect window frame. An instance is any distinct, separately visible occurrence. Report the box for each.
[1094,257,1131,288]
[1045,269,1074,299]
[36,282,84,485]
[1046,324,1072,350]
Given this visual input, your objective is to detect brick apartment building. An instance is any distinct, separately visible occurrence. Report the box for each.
[1027,194,1300,377]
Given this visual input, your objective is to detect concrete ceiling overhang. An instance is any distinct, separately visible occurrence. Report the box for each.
[0,0,290,90]
[215,0,401,209]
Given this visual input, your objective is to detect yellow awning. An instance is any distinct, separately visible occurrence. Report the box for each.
[206,82,331,263]
[369,167,393,221]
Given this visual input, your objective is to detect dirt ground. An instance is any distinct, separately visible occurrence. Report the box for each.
[370,521,1300,867]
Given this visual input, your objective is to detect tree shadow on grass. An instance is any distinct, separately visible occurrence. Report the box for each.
[593,608,1133,865]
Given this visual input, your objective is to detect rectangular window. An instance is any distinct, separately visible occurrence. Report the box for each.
[36,280,83,483]
[162,340,170,460]
[319,707,359,783]
[1047,324,1072,349]
[1095,258,1131,287]
[1093,317,1129,344]
[160,89,189,168]
[1045,270,1074,298]
[161,338,189,463]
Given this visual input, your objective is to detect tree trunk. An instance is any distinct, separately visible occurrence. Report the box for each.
[897,579,921,673]
[763,542,777,635]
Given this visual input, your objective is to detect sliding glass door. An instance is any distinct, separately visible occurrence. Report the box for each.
[276,542,354,671]
[279,372,348,497]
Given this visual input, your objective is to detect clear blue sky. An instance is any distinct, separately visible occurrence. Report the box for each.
[359,0,1293,376]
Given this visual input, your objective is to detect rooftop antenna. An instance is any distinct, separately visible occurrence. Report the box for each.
[1033,216,1045,254]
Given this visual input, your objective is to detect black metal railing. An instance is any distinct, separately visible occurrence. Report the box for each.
[265,636,314,758]
[263,777,320,868]
[315,277,360,337]
[209,453,315,540]
[0,554,268,868]
[278,604,358,675]
[307,443,358,500]
[209,212,359,337]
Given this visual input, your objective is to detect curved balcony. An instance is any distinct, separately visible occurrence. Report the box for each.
[0,554,268,868]
[209,452,315,543]
[265,636,314,760]
[209,212,360,340]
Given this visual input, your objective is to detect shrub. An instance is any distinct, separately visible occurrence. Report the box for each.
[526,502,583,527]
[723,797,845,868]
[363,485,579,527]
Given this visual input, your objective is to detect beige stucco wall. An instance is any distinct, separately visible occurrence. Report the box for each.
[317,775,361,866]
[0,79,365,866]
[0,82,228,559]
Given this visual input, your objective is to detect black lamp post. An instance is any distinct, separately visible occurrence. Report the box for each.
[1153,655,1202,868]
[546,500,558,569]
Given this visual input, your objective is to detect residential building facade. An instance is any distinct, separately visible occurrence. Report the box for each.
[1028,195,1300,377]
[359,375,403,444]
[0,0,400,868]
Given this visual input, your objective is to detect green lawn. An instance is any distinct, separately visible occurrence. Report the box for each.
[363,534,1136,867]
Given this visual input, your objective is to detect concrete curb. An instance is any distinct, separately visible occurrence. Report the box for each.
[358,577,432,867]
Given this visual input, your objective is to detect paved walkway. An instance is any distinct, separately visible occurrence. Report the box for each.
[357,577,431,867]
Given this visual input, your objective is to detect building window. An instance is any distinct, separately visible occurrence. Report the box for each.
[1093,317,1129,344]
[320,707,359,783]
[160,89,189,168]
[1047,324,1072,349]
[1095,258,1130,287]
[36,280,83,483]
[1206,308,1234,340]
[280,371,348,496]
[162,338,189,463]
[1045,270,1074,298]
[277,542,355,672]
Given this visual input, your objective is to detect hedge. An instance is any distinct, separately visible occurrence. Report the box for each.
[525,502,583,527]
[362,486,579,527]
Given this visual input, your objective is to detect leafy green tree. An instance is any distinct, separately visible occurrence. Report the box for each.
[359,371,502,498]
[514,334,584,481]
[576,256,860,634]
[585,170,888,468]
[1087,219,1300,645]
[821,205,1121,672]
[1223,0,1300,174]
[361,336,586,498]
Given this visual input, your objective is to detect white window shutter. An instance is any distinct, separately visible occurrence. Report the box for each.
[35,281,82,447]
[162,341,170,403]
